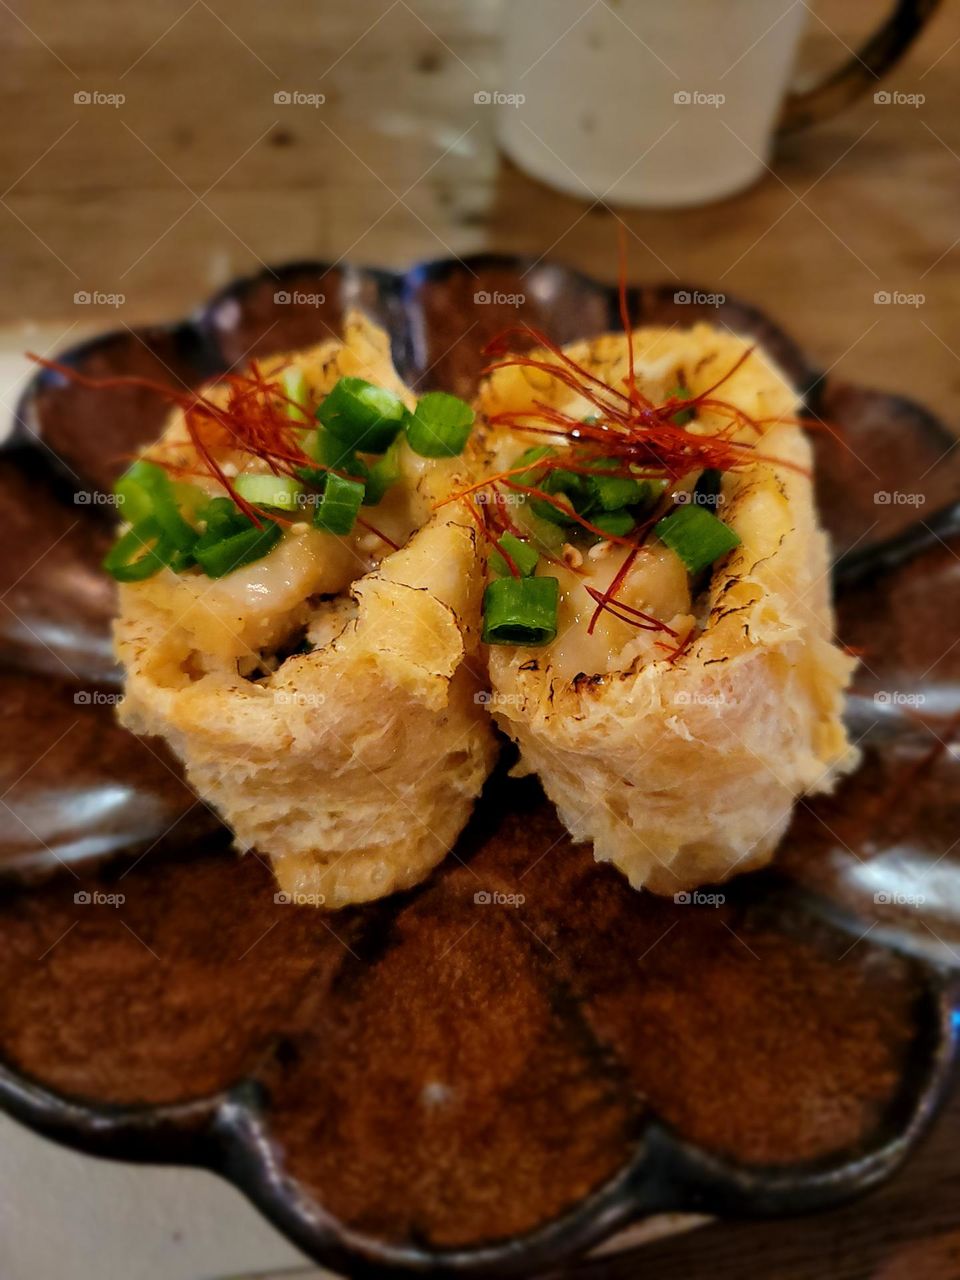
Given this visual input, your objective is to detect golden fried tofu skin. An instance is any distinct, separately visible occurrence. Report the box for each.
[472,322,858,895]
[110,314,497,907]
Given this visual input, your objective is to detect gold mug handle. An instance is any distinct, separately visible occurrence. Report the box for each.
[777,0,943,135]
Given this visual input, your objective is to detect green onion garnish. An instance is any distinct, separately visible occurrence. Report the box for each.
[113,461,199,552]
[317,377,405,454]
[513,445,556,482]
[668,384,694,426]
[490,533,539,578]
[103,516,176,582]
[482,576,559,646]
[234,473,305,512]
[654,504,740,575]
[193,520,282,579]
[313,471,365,534]
[282,367,310,423]
[363,438,402,506]
[590,509,636,537]
[404,391,474,457]
[584,458,648,512]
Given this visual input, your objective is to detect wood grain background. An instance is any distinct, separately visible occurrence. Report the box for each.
[1,2,958,1278]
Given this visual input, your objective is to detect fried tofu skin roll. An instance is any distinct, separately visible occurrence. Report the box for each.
[109,314,496,908]
[473,322,858,895]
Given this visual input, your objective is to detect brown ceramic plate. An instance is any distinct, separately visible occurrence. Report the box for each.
[2,260,960,1277]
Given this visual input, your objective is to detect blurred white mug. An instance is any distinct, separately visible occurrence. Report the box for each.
[496,0,939,207]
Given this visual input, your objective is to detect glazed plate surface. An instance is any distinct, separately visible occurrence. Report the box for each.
[1,259,959,1277]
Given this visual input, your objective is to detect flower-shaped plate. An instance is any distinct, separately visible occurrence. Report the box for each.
[1,259,959,1277]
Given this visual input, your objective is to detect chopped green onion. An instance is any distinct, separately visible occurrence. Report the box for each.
[114,461,158,526]
[590,509,636,537]
[317,377,405,453]
[404,391,474,458]
[234,472,305,512]
[282,367,310,423]
[313,471,365,534]
[512,445,556,482]
[490,533,539,578]
[363,438,402,506]
[200,497,248,541]
[193,520,282,578]
[584,458,648,512]
[531,491,579,526]
[668,384,695,426]
[654,504,740,575]
[482,576,559,647]
[693,467,723,511]
[171,482,210,524]
[103,516,175,583]
[112,460,198,552]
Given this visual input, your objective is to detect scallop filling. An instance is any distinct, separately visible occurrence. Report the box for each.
[103,366,475,677]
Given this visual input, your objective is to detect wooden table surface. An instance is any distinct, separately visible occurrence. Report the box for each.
[2,2,959,1277]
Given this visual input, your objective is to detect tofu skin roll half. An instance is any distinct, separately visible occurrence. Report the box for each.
[105,314,497,908]
[472,321,859,895]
